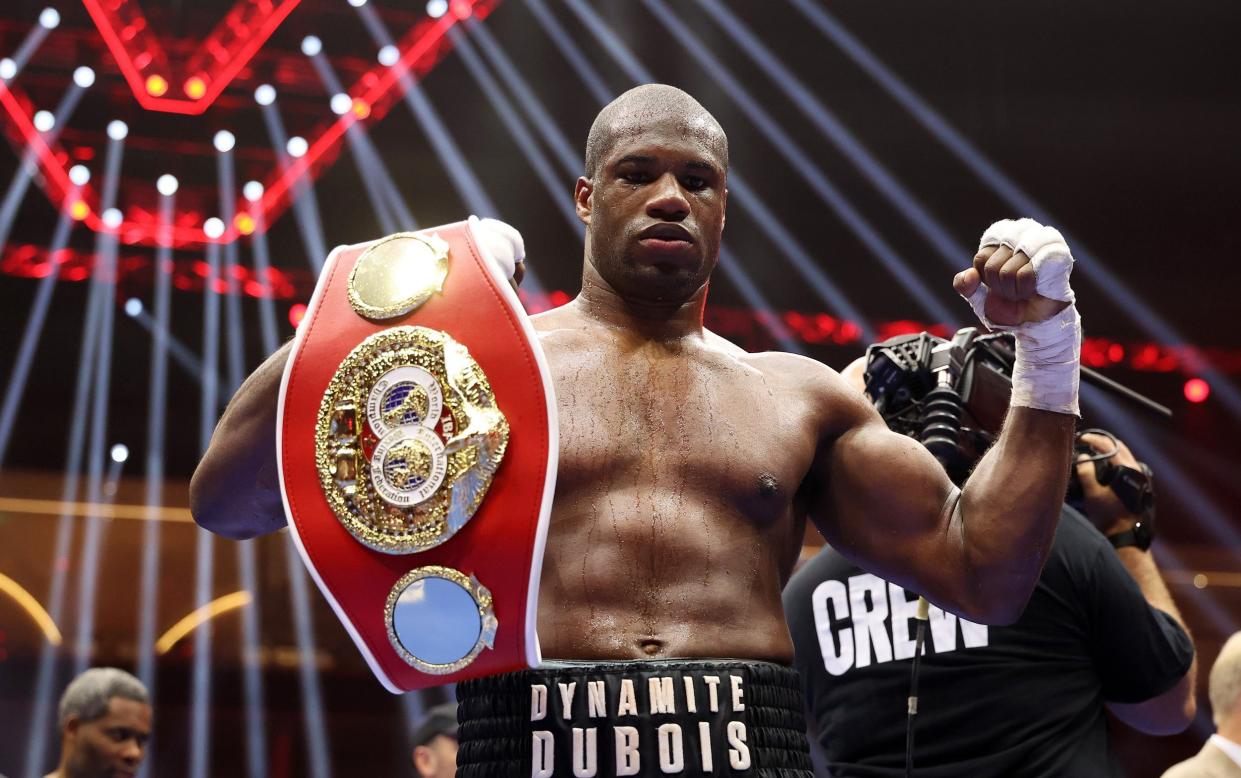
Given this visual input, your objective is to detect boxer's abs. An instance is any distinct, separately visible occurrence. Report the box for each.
[536,484,799,662]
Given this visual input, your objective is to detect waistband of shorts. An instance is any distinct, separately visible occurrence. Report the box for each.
[456,658,814,777]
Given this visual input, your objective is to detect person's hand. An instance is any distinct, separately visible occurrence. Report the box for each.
[954,245,1071,326]
[1075,432,1142,536]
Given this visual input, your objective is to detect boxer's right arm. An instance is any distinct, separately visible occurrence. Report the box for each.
[189,341,292,539]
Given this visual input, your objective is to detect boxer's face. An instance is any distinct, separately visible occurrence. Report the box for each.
[62,697,151,778]
[577,115,727,304]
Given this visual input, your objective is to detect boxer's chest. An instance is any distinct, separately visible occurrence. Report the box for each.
[542,341,818,504]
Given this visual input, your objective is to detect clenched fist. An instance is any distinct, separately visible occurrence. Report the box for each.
[954,218,1075,329]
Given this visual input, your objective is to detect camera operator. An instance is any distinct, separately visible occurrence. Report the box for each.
[783,358,1197,777]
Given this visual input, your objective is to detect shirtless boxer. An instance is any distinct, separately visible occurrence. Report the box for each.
[191,85,1080,775]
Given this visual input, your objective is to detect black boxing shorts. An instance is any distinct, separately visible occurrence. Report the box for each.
[456,659,815,777]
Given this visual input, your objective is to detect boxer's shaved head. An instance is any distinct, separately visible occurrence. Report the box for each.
[584,84,728,179]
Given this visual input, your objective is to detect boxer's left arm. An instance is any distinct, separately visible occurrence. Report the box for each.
[808,219,1080,624]
[810,386,1072,625]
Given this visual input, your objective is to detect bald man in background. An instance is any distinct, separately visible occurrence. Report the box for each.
[1164,633,1241,778]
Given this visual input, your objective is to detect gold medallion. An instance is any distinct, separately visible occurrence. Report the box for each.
[385,565,498,674]
[315,326,509,553]
[347,232,450,320]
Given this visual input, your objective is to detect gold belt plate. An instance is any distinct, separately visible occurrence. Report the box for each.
[314,326,509,554]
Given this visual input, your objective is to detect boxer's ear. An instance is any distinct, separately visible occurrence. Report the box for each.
[574,177,593,225]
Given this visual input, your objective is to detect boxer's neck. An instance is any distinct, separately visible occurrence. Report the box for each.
[575,266,706,341]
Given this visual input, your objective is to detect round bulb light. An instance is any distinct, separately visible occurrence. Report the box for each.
[254,84,276,106]
[39,8,60,29]
[156,174,178,196]
[301,35,322,56]
[427,0,448,17]
[73,66,95,88]
[213,130,236,153]
[286,136,308,158]
[203,217,225,239]
[330,92,352,116]
[33,110,54,132]
[377,45,399,67]
[242,180,264,202]
[106,120,128,140]
[110,443,129,463]
[68,164,90,186]
[102,208,123,229]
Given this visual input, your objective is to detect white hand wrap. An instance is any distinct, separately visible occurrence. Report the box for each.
[964,218,1082,416]
[468,215,525,281]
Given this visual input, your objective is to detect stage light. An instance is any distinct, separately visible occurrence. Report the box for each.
[353,99,371,118]
[203,217,225,239]
[33,110,54,132]
[242,180,264,202]
[68,165,90,186]
[286,136,308,158]
[254,84,276,106]
[427,0,448,17]
[378,45,400,67]
[38,8,60,29]
[289,303,307,327]
[301,35,322,57]
[110,443,129,464]
[106,120,128,140]
[69,200,88,220]
[234,213,255,235]
[124,298,143,317]
[347,0,367,6]
[72,66,95,88]
[156,174,178,196]
[213,130,236,153]
[102,207,122,229]
[0,58,15,81]
[145,74,168,97]
[1185,378,1210,403]
[330,92,352,116]
[184,76,206,99]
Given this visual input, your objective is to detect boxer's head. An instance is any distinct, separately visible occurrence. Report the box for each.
[576,84,728,305]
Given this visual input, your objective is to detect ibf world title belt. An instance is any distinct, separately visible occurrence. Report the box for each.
[277,217,557,693]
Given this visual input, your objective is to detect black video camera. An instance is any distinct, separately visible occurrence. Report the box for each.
[862,328,1156,540]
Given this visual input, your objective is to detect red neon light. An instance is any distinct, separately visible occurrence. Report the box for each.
[0,0,501,248]
[80,0,303,115]
[1184,378,1210,403]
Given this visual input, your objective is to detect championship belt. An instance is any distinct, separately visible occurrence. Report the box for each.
[277,216,557,693]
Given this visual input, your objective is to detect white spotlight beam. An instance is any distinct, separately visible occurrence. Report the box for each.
[521,0,612,105]
[351,2,549,296]
[189,241,222,778]
[449,29,582,237]
[21,239,111,778]
[0,206,76,467]
[4,12,54,81]
[695,0,970,268]
[305,51,406,233]
[0,83,89,256]
[257,102,329,271]
[788,0,1241,422]
[72,132,128,677]
[216,139,270,778]
[134,189,174,717]
[643,0,956,327]
[465,23,580,176]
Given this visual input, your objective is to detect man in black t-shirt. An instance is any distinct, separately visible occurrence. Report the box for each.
[784,362,1197,777]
